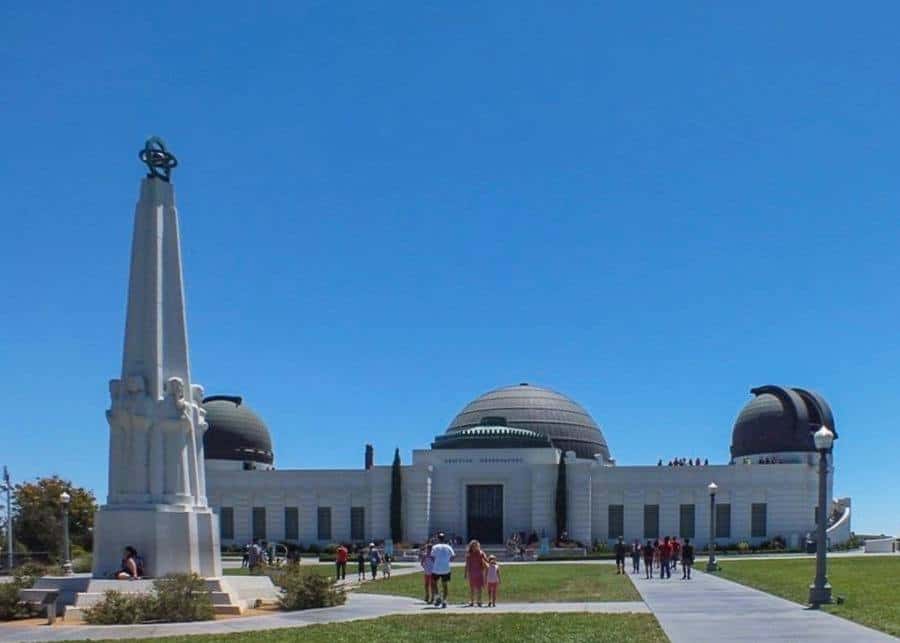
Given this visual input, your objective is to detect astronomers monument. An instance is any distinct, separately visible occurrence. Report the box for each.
[91,139,221,578]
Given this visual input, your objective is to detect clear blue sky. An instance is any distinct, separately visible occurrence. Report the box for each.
[2,2,898,537]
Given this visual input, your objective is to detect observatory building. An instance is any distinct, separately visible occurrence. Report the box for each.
[204,383,851,549]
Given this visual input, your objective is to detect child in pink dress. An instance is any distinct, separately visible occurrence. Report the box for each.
[486,555,501,607]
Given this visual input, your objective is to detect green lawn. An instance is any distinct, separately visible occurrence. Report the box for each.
[358,563,640,602]
[716,557,900,637]
[66,613,666,642]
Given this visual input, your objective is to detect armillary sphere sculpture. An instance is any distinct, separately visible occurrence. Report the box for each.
[139,137,178,181]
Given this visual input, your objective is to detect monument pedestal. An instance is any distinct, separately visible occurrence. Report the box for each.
[92,505,221,579]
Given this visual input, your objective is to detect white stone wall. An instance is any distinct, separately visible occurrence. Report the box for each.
[205,448,834,549]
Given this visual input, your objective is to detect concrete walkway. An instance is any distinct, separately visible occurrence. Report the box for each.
[632,569,896,642]
[0,593,647,642]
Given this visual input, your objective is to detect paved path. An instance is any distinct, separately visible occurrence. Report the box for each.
[632,569,896,642]
[0,593,647,642]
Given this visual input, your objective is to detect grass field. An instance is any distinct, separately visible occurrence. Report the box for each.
[357,563,640,602]
[66,613,667,642]
[716,557,899,637]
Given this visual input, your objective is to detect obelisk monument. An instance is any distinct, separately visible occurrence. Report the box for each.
[92,138,221,578]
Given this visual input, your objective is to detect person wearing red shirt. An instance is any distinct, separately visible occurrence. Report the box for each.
[659,536,672,579]
[335,544,349,580]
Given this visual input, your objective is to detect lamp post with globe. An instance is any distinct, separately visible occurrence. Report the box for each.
[808,426,834,607]
[60,491,72,576]
[706,482,718,572]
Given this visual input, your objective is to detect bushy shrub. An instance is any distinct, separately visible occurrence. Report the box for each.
[306,543,321,555]
[83,574,214,625]
[153,574,214,622]
[323,543,338,555]
[279,569,345,611]
[0,582,30,621]
[736,541,751,553]
[83,591,155,625]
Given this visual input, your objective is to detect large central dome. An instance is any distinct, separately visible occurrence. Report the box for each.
[444,383,611,460]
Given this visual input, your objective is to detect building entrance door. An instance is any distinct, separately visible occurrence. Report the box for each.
[466,484,503,544]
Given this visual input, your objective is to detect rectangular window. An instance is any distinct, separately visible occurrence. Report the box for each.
[284,507,299,541]
[679,504,695,539]
[351,507,365,541]
[608,505,624,539]
[715,503,731,539]
[644,504,659,539]
[219,507,234,540]
[751,503,767,538]
[252,507,266,541]
[317,506,332,541]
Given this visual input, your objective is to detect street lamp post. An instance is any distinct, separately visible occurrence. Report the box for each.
[706,482,718,572]
[60,491,72,576]
[808,426,834,607]
[2,467,12,572]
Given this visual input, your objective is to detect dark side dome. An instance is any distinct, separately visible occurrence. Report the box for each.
[203,395,273,465]
[443,383,611,460]
[730,386,837,459]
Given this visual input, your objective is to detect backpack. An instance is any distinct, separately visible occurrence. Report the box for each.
[134,555,145,577]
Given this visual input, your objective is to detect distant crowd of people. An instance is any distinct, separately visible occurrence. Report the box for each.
[613,535,695,580]
[658,457,708,467]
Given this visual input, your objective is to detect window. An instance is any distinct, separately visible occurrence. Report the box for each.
[284,507,299,541]
[644,504,659,539]
[751,503,767,538]
[715,503,731,539]
[608,505,624,539]
[317,507,332,541]
[351,507,365,541]
[219,507,234,540]
[679,504,695,539]
[252,507,266,541]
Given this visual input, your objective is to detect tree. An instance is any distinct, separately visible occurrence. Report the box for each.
[555,454,567,540]
[390,448,402,542]
[13,476,96,557]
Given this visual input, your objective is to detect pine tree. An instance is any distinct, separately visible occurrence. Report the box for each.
[555,453,567,540]
[390,448,403,542]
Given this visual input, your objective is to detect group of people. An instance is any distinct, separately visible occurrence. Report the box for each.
[419,532,502,608]
[614,536,695,580]
[352,543,392,581]
[658,457,708,467]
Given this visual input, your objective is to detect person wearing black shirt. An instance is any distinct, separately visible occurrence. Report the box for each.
[614,536,627,575]
[681,539,695,580]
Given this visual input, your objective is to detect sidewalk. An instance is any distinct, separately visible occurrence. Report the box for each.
[632,568,895,642]
[0,593,647,642]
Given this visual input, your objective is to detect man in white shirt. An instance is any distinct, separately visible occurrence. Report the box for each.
[430,532,455,607]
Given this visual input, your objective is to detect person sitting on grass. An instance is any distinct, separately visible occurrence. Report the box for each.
[464,539,488,607]
[115,546,142,580]
[485,555,501,607]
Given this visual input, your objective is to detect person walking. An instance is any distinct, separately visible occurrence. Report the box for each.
[335,543,348,580]
[431,532,455,608]
[643,540,655,579]
[659,536,672,579]
[631,539,642,574]
[368,543,381,580]
[671,537,681,574]
[464,539,488,607]
[681,538,694,580]
[614,536,627,574]
[356,547,366,581]
[420,544,436,603]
